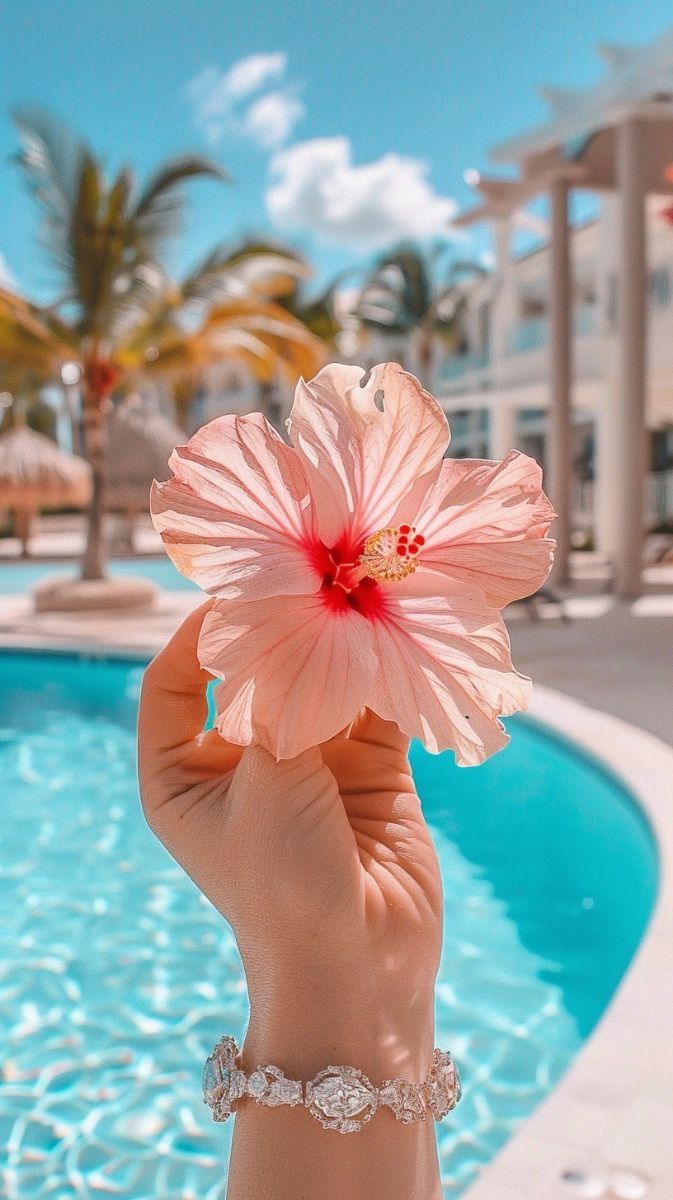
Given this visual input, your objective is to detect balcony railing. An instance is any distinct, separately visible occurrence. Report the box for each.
[506,303,598,355]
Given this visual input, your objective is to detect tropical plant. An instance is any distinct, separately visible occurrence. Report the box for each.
[354,245,487,384]
[280,276,344,348]
[154,238,327,431]
[1,109,325,580]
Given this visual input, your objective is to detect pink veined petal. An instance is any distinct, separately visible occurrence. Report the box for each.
[366,593,531,766]
[287,362,449,546]
[151,412,321,601]
[409,450,556,608]
[198,595,378,760]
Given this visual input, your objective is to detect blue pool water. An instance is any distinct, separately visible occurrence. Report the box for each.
[0,557,196,594]
[0,652,657,1198]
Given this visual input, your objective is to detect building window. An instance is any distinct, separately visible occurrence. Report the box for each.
[649,267,671,307]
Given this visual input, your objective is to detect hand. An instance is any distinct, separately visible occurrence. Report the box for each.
[138,601,445,1200]
[137,601,443,1081]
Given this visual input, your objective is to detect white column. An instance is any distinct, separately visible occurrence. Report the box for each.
[489,399,518,460]
[594,394,623,558]
[490,216,515,369]
[548,177,573,586]
[615,116,647,598]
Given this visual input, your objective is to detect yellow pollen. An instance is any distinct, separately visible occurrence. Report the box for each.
[358,526,419,582]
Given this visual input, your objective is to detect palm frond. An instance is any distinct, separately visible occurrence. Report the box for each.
[11,105,86,217]
[132,155,229,250]
[11,106,90,289]
[134,155,229,215]
[122,293,326,384]
[0,289,74,378]
[279,274,345,344]
[355,244,435,333]
[180,238,309,305]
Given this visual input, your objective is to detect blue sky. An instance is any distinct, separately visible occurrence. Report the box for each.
[2,0,673,301]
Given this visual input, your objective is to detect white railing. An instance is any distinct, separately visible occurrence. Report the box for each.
[574,473,673,526]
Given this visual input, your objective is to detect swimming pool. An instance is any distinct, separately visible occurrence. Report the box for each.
[0,651,657,1199]
[0,557,196,594]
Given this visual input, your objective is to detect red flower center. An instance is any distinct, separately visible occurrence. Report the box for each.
[311,525,425,619]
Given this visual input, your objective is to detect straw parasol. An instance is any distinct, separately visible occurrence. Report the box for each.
[0,425,91,554]
[107,398,183,513]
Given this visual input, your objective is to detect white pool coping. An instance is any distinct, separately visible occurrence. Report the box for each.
[463,685,673,1200]
[1,632,671,1196]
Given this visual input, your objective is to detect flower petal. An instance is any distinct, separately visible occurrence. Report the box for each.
[288,362,449,545]
[199,595,377,759]
[410,450,556,607]
[151,412,321,601]
[366,593,531,765]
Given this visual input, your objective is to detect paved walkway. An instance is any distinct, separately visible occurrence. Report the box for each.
[508,597,673,746]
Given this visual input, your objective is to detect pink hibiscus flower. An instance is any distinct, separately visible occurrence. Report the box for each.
[151,363,555,765]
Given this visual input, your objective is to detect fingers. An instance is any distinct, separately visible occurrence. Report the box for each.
[138,601,239,779]
[342,707,411,757]
[225,744,355,879]
[230,743,338,820]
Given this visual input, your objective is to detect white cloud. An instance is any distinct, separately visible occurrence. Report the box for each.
[186,53,302,148]
[242,91,305,150]
[0,252,17,290]
[266,137,459,251]
[224,52,286,100]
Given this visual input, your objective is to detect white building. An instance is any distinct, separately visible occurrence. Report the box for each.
[435,197,673,555]
[441,27,673,597]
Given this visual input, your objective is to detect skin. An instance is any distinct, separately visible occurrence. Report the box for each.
[137,601,445,1200]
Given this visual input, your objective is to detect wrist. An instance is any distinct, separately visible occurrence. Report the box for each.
[243,962,436,1083]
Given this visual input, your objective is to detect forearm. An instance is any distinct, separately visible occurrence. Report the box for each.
[226,972,442,1200]
[227,1097,442,1200]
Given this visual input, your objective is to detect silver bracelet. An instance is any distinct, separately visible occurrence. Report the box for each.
[203,1036,461,1134]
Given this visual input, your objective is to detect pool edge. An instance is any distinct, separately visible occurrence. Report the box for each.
[462,684,673,1199]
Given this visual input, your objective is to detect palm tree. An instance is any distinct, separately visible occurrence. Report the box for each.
[354,245,487,385]
[1,109,324,580]
[158,238,328,431]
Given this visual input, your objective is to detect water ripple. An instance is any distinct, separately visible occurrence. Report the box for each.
[0,667,656,1198]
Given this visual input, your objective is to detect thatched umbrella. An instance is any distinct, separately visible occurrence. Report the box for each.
[106,398,184,550]
[0,425,91,554]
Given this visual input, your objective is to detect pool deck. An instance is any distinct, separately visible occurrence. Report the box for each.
[0,581,672,1199]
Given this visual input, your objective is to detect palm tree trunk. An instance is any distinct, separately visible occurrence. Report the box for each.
[259,379,282,430]
[174,380,194,433]
[417,330,434,389]
[80,404,108,581]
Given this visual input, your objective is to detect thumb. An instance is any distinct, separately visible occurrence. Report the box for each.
[227,742,342,832]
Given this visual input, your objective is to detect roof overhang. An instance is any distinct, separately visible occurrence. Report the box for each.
[455,110,673,227]
[490,27,673,164]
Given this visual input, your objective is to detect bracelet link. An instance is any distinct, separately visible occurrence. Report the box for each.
[247,1064,303,1108]
[203,1036,462,1131]
[305,1066,379,1133]
[202,1035,247,1122]
[379,1077,428,1124]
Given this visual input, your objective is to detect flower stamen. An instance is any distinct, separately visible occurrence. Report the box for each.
[357,525,424,583]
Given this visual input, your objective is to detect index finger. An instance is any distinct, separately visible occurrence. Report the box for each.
[137,600,216,767]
